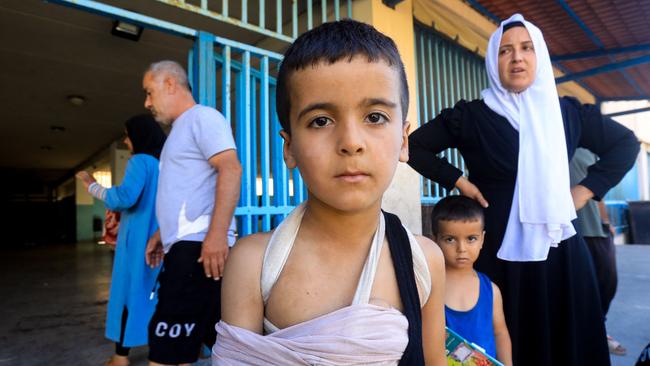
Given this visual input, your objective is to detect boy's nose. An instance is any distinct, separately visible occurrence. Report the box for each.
[337,121,365,155]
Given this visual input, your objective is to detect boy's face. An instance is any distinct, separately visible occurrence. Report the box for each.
[435,219,485,270]
[280,57,409,213]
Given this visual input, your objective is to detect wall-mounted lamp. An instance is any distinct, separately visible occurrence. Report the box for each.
[111,20,143,41]
[67,95,85,107]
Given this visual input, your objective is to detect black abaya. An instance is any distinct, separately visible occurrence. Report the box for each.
[408,96,639,366]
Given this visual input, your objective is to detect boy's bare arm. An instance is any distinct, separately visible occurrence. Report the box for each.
[417,235,447,366]
[492,282,513,366]
[220,232,268,334]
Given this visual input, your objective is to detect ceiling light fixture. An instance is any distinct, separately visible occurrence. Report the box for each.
[67,95,85,106]
[111,20,143,41]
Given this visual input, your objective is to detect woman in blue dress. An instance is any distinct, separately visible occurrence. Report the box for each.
[77,114,166,366]
[408,14,639,366]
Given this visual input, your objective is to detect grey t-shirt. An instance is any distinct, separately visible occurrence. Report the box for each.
[569,148,607,238]
[157,104,237,252]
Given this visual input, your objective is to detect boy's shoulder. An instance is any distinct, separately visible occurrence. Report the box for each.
[231,231,273,258]
[226,231,274,278]
[413,234,444,269]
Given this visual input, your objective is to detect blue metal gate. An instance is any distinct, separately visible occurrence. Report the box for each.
[49,0,349,237]
[414,23,489,204]
[189,33,307,237]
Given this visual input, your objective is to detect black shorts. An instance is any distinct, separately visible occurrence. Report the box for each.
[148,241,221,364]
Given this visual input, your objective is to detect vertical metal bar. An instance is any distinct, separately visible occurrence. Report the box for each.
[276,0,282,34]
[293,170,305,204]
[419,34,428,124]
[259,0,265,28]
[347,0,352,18]
[222,46,232,123]
[471,58,478,99]
[292,0,298,38]
[322,0,327,23]
[432,35,442,199]
[242,0,248,24]
[460,56,467,99]
[260,56,271,231]
[242,51,252,234]
[434,39,442,115]
[270,86,289,209]
[334,0,340,20]
[440,41,449,111]
[195,31,216,108]
[414,29,425,201]
[250,73,258,233]
[426,35,436,199]
[201,0,207,10]
[223,0,229,17]
[307,0,313,30]
[422,37,436,121]
[235,69,244,207]
[453,49,461,110]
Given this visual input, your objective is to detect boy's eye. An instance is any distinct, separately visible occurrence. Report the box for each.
[309,116,332,128]
[365,112,389,124]
[444,237,455,243]
[468,236,478,242]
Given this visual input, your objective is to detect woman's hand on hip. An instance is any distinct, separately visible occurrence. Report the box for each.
[455,176,489,208]
[571,184,594,211]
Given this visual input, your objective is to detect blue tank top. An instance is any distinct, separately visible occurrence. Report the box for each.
[445,271,497,358]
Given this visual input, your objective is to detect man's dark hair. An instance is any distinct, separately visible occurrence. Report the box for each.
[431,195,484,236]
[276,19,409,134]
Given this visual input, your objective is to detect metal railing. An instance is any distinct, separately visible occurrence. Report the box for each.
[189,32,307,236]
[50,0,307,237]
[414,24,489,204]
[155,0,353,43]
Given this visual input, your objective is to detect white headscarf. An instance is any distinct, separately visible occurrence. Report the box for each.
[482,13,576,261]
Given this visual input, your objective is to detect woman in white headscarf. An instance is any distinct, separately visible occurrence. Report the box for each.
[408,13,639,366]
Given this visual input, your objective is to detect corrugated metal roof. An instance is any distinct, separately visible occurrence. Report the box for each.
[472,0,650,101]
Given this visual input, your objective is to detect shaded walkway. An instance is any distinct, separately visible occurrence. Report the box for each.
[0,241,648,365]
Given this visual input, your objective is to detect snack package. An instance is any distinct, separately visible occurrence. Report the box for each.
[445,327,504,366]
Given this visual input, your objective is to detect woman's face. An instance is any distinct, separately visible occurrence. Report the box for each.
[498,26,536,93]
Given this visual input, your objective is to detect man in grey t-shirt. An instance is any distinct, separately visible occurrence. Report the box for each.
[569,147,626,356]
[143,60,242,366]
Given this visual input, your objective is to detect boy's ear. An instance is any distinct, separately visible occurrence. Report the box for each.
[399,121,410,163]
[279,130,297,169]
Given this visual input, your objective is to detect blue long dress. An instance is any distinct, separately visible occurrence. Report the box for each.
[103,153,160,347]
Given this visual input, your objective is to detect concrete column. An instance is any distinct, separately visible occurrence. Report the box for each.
[352,0,423,234]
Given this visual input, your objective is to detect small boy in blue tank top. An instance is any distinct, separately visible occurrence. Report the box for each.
[432,196,512,366]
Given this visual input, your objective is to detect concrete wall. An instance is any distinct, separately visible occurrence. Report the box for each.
[352,0,423,234]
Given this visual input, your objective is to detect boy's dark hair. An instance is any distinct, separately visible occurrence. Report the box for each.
[276,19,409,134]
[431,195,484,236]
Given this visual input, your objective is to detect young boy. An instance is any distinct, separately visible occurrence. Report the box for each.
[432,196,512,366]
[212,20,446,365]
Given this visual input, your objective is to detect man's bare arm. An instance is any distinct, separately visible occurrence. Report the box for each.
[199,149,242,279]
